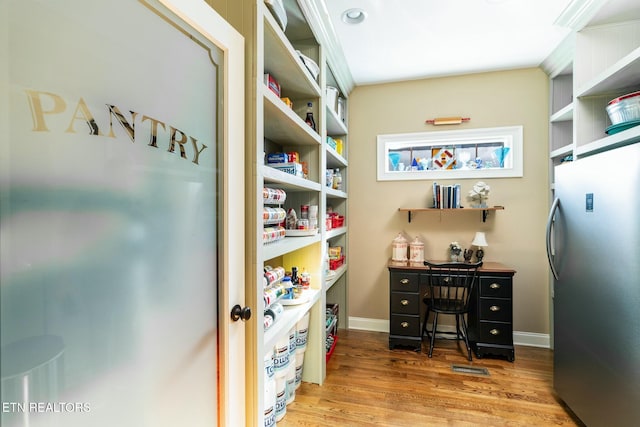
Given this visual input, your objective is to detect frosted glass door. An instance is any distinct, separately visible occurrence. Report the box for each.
[1,1,223,425]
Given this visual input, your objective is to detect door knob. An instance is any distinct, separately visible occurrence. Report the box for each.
[231,304,252,322]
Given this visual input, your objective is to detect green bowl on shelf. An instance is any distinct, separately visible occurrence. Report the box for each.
[605,119,640,135]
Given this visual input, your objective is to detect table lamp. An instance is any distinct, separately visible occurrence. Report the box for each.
[472,232,488,262]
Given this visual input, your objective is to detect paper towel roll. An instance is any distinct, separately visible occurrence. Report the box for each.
[296,312,310,351]
[275,376,287,421]
[286,361,296,404]
[274,335,290,376]
[264,375,276,427]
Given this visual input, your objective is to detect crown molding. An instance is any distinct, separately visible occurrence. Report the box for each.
[298,0,355,94]
[542,0,610,76]
[540,33,575,78]
[555,0,609,31]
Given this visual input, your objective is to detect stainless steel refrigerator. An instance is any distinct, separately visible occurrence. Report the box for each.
[546,142,640,426]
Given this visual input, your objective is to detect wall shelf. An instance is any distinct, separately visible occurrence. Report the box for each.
[398,206,505,223]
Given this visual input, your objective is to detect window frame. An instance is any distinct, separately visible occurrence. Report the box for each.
[376,125,523,181]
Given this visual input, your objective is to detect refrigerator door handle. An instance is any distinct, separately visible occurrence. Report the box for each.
[546,197,560,280]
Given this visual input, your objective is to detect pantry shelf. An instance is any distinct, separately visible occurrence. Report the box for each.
[399,206,505,223]
[262,165,322,191]
[264,289,320,351]
[326,226,347,240]
[325,263,347,292]
[326,106,347,135]
[263,234,322,261]
[326,145,348,169]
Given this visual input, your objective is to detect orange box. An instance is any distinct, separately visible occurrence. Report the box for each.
[280,97,293,109]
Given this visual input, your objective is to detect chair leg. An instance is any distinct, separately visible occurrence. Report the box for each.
[458,314,472,361]
[428,312,439,358]
[421,308,430,340]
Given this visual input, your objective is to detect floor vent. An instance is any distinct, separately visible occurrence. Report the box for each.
[451,364,490,376]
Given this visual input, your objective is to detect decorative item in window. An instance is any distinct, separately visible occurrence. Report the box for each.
[431,147,456,169]
[449,241,462,262]
[468,181,490,208]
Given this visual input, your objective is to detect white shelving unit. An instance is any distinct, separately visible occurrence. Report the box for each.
[323,62,349,334]
[573,20,640,156]
[548,17,640,190]
[240,1,350,425]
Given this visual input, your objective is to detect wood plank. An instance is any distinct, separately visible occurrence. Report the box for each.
[279,329,584,426]
[388,260,516,274]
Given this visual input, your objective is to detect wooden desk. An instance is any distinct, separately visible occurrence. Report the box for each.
[388,260,516,361]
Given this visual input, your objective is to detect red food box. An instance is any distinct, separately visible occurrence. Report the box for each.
[329,255,345,271]
[331,215,344,228]
[264,73,281,97]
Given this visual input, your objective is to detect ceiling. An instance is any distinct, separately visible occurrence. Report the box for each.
[322,0,640,86]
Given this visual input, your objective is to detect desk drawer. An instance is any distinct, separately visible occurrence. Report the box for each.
[479,276,512,298]
[390,292,420,315]
[478,321,512,345]
[390,272,419,292]
[479,298,512,322]
[389,314,421,337]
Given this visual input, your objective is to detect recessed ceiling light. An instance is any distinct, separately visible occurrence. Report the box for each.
[341,8,367,24]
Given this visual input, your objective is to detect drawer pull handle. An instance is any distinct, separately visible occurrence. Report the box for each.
[400,299,409,306]
[400,278,410,285]
[489,329,500,335]
[490,283,501,290]
[489,305,501,312]
[401,322,409,328]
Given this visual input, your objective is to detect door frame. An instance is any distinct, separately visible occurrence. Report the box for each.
[160,1,245,425]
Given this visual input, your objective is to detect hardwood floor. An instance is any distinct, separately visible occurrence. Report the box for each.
[279,329,583,426]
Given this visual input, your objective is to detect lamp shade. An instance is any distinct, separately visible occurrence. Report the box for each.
[472,232,488,247]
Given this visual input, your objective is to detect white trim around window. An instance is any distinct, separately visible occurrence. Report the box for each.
[377,125,523,181]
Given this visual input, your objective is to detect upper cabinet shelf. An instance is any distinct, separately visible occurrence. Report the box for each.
[575,124,640,157]
[550,144,574,160]
[576,46,640,98]
[325,187,347,199]
[262,3,321,99]
[326,106,347,135]
[326,144,347,169]
[550,103,574,123]
[263,86,322,146]
[262,165,322,192]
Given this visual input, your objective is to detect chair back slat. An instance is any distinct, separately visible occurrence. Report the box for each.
[423,261,482,314]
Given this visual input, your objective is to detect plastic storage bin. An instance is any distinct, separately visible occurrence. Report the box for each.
[606,91,640,125]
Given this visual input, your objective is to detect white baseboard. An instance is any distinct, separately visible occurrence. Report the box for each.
[513,331,550,348]
[348,316,389,332]
[347,317,551,349]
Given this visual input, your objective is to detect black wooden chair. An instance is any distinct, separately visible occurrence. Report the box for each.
[421,260,483,360]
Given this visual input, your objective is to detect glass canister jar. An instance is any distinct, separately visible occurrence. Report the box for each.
[409,236,424,264]
[391,233,408,262]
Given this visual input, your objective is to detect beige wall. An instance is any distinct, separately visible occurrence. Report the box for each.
[205,0,245,30]
[347,68,551,335]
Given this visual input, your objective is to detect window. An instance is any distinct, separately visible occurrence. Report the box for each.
[377,126,523,181]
